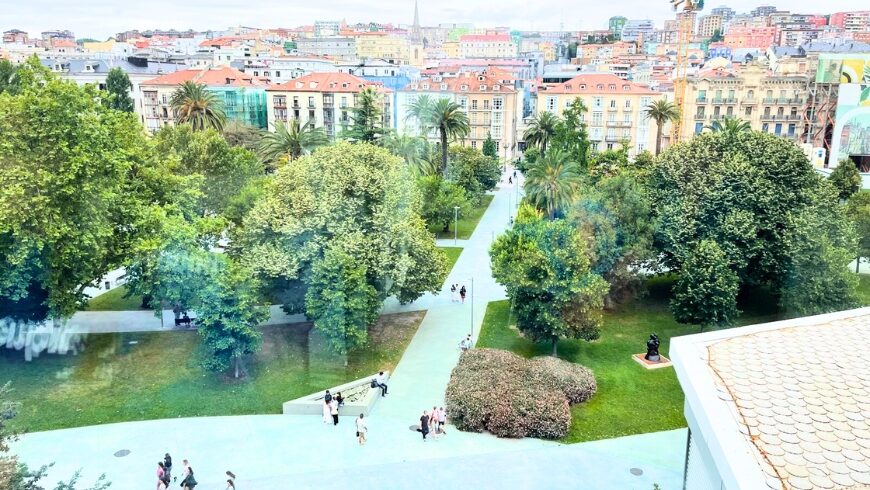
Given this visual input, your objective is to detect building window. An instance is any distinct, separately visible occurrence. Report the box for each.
[308,96,315,108]
[591,111,603,126]
[609,99,617,108]
[762,123,769,132]
[483,100,490,110]
[624,100,631,108]
[592,97,603,109]
[472,99,479,110]
[745,107,752,116]
[546,97,556,112]
[459,97,468,109]
[471,140,477,149]
[695,122,703,134]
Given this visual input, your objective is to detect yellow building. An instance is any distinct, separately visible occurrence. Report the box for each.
[354,33,410,65]
[534,73,660,155]
[680,64,809,142]
[265,72,391,140]
[458,34,517,58]
[83,39,117,53]
[697,14,723,38]
[399,72,520,159]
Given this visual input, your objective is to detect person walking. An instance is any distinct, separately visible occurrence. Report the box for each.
[180,460,191,484]
[375,371,388,396]
[430,407,440,437]
[330,398,339,426]
[459,285,467,304]
[322,397,332,424]
[163,453,173,482]
[450,283,457,302]
[356,413,368,445]
[156,462,166,490]
[438,407,448,435]
[180,464,197,490]
[419,410,430,441]
[508,176,513,184]
[225,471,236,489]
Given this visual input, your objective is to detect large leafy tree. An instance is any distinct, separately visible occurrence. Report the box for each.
[104,67,134,113]
[417,175,472,232]
[828,160,862,201]
[384,133,434,176]
[0,70,162,320]
[671,239,740,326]
[552,99,590,169]
[524,111,559,154]
[197,261,269,378]
[447,145,501,201]
[221,121,263,152]
[239,142,446,352]
[482,132,498,158]
[644,99,680,155]
[346,86,385,144]
[490,207,608,356]
[846,191,870,272]
[524,149,582,220]
[258,119,328,164]
[155,125,263,217]
[430,98,470,178]
[651,131,858,324]
[170,81,226,131]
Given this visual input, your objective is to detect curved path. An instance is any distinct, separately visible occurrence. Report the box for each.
[12,169,686,489]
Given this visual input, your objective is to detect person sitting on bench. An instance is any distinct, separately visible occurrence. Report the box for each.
[375,371,388,397]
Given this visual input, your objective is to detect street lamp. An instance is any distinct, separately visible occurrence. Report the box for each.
[453,206,459,245]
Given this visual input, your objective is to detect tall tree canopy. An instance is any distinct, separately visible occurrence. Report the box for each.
[104,67,134,113]
[643,99,679,155]
[430,99,470,178]
[651,131,858,324]
[239,142,446,352]
[170,81,226,131]
[490,206,608,356]
[258,119,328,164]
[346,87,385,144]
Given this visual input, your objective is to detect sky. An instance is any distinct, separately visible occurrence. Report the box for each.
[4,0,869,39]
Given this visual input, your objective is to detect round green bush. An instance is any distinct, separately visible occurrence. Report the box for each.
[528,356,597,404]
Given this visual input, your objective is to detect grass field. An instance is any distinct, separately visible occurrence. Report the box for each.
[85,285,145,311]
[477,275,870,444]
[2,311,425,432]
[438,246,463,283]
[430,194,494,240]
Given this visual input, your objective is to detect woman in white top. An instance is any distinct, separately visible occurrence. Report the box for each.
[322,398,331,424]
[356,413,367,445]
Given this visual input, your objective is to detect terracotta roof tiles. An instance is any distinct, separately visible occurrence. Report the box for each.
[141,67,266,87]
[538,73,656,95]
[265,72,388,93]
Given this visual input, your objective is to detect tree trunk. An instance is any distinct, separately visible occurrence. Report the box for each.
[655,123,663,156]
[234,356,240,379]
[441,128,449,179]
[443,220,450,232]
[551,338,558,357]
[858,255,862,274]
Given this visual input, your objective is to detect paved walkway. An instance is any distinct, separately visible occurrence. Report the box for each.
[12,169,688,488]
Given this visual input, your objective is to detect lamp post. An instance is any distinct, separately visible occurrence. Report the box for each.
[468,276,475,339]
[453,206,459,245]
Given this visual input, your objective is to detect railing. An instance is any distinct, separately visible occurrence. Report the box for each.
[694,113,706,120]
[605,135,621,142]
[740,99,756,105]
[606,121,632,127]
[607,106,618,112]
[696,97,707,103]
[711,98,737,104]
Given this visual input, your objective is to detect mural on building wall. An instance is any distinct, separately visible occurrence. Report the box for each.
[822,54,870,167]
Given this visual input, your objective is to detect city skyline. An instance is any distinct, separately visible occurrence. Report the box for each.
[5,0,869,39]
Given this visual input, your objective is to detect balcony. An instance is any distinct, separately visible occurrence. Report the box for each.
[711,98,737,104]
[273,102,287,109]
[694,113,706,120]
[605,135,621,142]
[696,97,707,103]
[607,106,619,112]
[740,99,756,105]
[622,106,633,112]
[606,121,632,128]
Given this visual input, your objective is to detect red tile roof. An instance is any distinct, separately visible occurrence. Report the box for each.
[266,72,389,93]
[459,34,512,43]
[401,72,516,94]
[142,67,267,87]
[538,73,656,95]
[51,39,77,48]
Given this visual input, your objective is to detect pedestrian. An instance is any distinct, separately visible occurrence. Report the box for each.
[459,285,467,303]
[513,169,517,179]
[356,413,368,445]
[419,410,430,441]
[438,406,448,435]
[450,283,457,302]
[330,398,339,426]
[163,453,173,482]
[156,462,166,490]
[157,479,168,490]
[322,397,332,424]
[335,391,344,407]
[375,371,388,396]
[430,407,440,437]
[180,460,191,484]
[225,471,236,490]
[459,335,470,353]
[508,176,513,184]
[180,463,197,490]
[324,390,332,403]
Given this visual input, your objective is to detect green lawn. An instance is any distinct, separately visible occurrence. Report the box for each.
[2,311,425,432]
[438,246,463,283]
[430,194,494,240]
[85,285,145,311]
[478,275,870,444]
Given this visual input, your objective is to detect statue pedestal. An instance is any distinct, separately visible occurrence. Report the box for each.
[632,353,672,370]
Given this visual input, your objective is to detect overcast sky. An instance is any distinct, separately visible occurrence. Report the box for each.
[5,0,869,39]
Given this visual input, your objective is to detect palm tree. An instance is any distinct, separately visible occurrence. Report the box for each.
[430,98,470,178]
[405,94,435,136]
[524,150,582,220]
[258,119,328,164]
[524,111,559,153]
[170,81,227,131]
[383,133,434,175]
[643,99,680,156]
[705,116,752,137]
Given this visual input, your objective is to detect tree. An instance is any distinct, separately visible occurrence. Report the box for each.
[383,133,434,176]
[524,149,582,220]
[0,60,18,95]
[197,261,269,378]
[239,142,446,352]
[447,145,502,201]
[346,86,384,143]
[671,240,740,327]
[643,99,680,155]
[490,209,608,356]
[828,160,862,201]
[104,67,134,112]
[405,94,435,136]
[705,116,751,137]
[524,111,559,154]
[651,131,858,324]
[552,99,590,169]
[482,132,498,158]
[222,121,263,152]
[710,28,724,42]
[417,175,472,232]
[518,147,540,173]
[258,119,328,164]
[0,71,160,320]
[847,192,870,273]
[430,99,470,178]
[170,81,226,131]
[588,146,629,180]
[155,125,264,217]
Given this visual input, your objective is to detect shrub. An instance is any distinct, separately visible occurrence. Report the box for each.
[445,348,596,439]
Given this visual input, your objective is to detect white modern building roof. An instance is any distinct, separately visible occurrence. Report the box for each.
[671,307,870,490]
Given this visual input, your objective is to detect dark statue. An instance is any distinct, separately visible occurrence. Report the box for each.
[645,333,660,362]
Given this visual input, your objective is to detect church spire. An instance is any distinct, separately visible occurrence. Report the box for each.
[411,0,421,41]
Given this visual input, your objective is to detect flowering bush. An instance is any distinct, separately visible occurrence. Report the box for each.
[445,348,596,439]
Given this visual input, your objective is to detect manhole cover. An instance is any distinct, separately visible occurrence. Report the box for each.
[114,449,131,458]
[630,468,643,476]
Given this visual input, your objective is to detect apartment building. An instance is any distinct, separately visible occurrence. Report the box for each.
[697,15,724,38]
[139,66,269,132]
[829,11,870,32]
[295,37,356,60]
[724,26,778,49]
[397,72,520,158]
[534,73,659,156]
[354,32,412,64]
[2,29,28,44]
[458,34,517,58]
[681,64,808,142]
[265,72,391,139]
